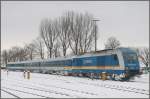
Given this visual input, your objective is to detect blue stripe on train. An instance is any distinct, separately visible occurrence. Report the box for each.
[65,69,125,75]
[72,55,119,66]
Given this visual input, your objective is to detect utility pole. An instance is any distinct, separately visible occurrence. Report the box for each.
[92,19,100,52]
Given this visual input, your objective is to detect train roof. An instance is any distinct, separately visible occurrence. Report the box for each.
[118,47,137,53]
[7,47,135,64]
[7,48,117,64]
[8,57,72,64]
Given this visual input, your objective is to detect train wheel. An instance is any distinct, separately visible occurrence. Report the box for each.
[111,74,115,80]
[114,74,121,81]
[99,73,102,79]
[101,72,107,80]
[73,73,77,76]
[90,73,94,80]
[94,73,99,79]
[79,73,83,77]
[84,73,89,77]
[106,73,111,80]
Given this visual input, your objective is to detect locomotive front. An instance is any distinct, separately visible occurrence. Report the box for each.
[120,48,140,77]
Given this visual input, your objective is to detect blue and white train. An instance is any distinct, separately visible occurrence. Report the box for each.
[6,47,140,80]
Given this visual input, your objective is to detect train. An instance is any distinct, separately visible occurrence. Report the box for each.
[6,47,140,80]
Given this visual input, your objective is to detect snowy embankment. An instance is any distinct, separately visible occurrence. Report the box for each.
[1,70,149,98]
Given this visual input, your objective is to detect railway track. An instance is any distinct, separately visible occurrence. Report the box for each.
[3,78,97,97]
[34,75,149,95]
[41,83,97,96]
[5,84,81,98]
[29,76,97,95]
[78,81,149,95]
[1,89,22,98]
[101,84,149,95]
[2,80,85,98]
[2,86,53,98]
[2,72,149,98]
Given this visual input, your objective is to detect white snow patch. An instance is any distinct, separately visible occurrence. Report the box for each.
[1,70,149,98]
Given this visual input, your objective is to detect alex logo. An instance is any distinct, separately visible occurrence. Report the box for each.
[83,60,92,64]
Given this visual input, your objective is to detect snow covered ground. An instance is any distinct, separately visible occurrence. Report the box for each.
[1,70,149,98]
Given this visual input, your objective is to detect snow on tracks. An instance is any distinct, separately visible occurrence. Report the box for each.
[1,89,22,98]
[1,70,149,98]
[1,87,51,98]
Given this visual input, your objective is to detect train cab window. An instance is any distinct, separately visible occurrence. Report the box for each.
[123,53,138,63]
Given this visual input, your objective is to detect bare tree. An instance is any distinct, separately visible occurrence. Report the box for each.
[33,37,45,59]
[3,46,26,62]
[25,43,36,60]
[53,42,61,58]
[9,46,21,62]
[78,13,95,53]
[58,15,70,56]
[40,18,59,58]
[66,11,78,55]
[7,49,13,62]
[1,46,32,63]
[138,48,149,68]
[18,48,28,61]
[66,11,95,55]
[40,11,97,56]
[105,37,120,49]
[1,50,8,66]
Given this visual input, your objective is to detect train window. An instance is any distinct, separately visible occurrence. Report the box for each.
[73,59,76,63]
[113,55,118,60]
[123,53,138,63]
[127,54,137,63]
[49,62,52,66]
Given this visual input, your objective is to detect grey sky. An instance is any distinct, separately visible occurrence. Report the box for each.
[1,1,149,51]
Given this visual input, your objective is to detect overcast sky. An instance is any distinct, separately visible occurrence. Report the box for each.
[1,1,149,51]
